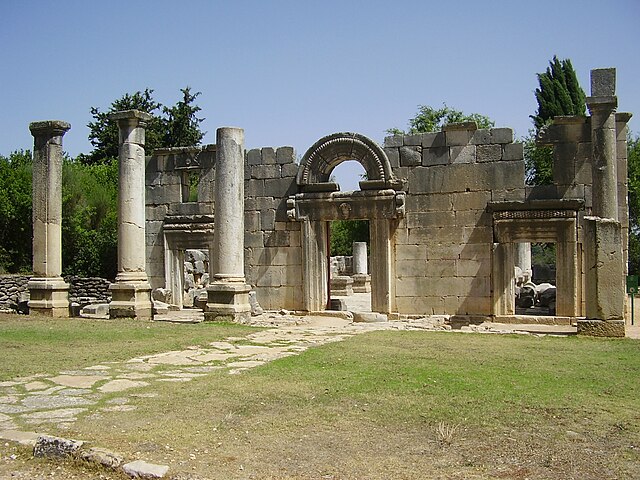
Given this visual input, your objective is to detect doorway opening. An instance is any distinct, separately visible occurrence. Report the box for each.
[329,220,371,311]
[515,242,557,316]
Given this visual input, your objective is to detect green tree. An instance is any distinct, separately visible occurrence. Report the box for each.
[628,134,640,275]
[526,56,587,185]
[388,103,494,135]
[0,151,33,273]
[62,158,119,279]
[82,87,205,165]
[162,87,205,147]
[330,220,369,256]
[82,88,164,165]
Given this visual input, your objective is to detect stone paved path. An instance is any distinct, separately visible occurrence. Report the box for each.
[0,312,440,435]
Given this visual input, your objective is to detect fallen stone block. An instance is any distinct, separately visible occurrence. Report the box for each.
[122,459,169,479]
[80,446,123,469]
[352,312,387,323]
[33,434,84,458]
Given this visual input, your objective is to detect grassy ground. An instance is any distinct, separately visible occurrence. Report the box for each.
[0,313,260,380]
[18,329,639,480]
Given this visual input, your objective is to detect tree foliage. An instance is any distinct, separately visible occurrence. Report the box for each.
[531,56,586,130]
[0,151,33,273]
[388,103,494,135]
[628,134,640,275]
[526,56,587,186]
[330,220,369,256]
[82,87,205,165]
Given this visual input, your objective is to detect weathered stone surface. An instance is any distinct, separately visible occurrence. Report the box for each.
[99,379,149,393]
[33,434,84,458]
[122,459,169,479]
[577,319,625,337]
[80,447,124,469]
[353,312,387,323]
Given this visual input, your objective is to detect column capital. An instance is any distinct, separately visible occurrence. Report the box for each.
[29,120,71,138]
[109,109,153,125]
[587,95,618,113]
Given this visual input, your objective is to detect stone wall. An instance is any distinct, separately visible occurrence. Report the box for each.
[0,275,111,312]
[244,147,302,310]
[384,123,525,315]
[65,276,111,304]
[0,275,31,311]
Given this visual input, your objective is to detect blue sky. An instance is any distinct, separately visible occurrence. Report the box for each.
[1,0,638,190]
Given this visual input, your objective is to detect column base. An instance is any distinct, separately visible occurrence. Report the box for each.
[577,319,625,337]
[27,277,69,317]
[204,282,251,323]
[109,278,153,320]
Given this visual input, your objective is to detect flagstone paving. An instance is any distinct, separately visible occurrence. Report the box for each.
[0,309,581,438]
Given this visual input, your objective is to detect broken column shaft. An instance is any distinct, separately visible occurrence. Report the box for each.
[108,110,153,320]
[27,120,71,317]
[205,127,251,322]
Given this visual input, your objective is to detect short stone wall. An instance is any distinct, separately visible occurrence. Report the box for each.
[65,276,112,304]
[0,275,31,311]
[0,275,111,313]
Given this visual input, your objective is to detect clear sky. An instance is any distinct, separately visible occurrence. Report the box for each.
[1,0,638,190]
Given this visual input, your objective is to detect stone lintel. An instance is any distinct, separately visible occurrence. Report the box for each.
[577,319,625,337]
[442,121,478,131]
[109,109,153,122]
[586,95,618,111]
[551,116,588,125]
[301,182,340,193]
[29,120,71,136]
[487,199,584,213]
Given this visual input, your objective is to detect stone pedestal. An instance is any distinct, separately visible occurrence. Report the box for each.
[352,273,371,293]
[579,217,625,336]
[331,275,353,296]
[205,127,251,322]
[108,110,153,320]
[28,120,71,317]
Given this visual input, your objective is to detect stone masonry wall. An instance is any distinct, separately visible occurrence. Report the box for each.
[384,124,525,316]
[0,275,31,311]
[244,147,302,310]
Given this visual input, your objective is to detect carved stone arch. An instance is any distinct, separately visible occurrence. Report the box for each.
[296,132,398,191]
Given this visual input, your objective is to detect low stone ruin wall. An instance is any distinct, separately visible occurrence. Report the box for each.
[0,275,31,311]
[65,276,112,305]
[0,275,111,313]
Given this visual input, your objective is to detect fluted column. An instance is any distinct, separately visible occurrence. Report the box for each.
[27,120,71,317]
[108,110,153,319]
[205,127,251,322]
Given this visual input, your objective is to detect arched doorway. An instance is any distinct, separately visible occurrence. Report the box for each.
[288,132,405,313]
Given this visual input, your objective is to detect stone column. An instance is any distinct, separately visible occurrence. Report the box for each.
[514,242,532,283]
[205,127,251,322]
[352,241,371,293]
[580,68,625,336]
[27,120,71,317]
[588,68,619,220]
[108,110,153,320]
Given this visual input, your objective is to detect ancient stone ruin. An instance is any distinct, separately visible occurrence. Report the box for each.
[18,67,632,336]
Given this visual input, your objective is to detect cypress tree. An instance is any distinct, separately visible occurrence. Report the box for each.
[526,56,587,185]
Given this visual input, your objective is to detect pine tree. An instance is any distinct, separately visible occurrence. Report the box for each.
[162,87,205,147]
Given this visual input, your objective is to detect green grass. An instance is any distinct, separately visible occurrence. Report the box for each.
[61,330,640,479]
[0,313,260,380]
